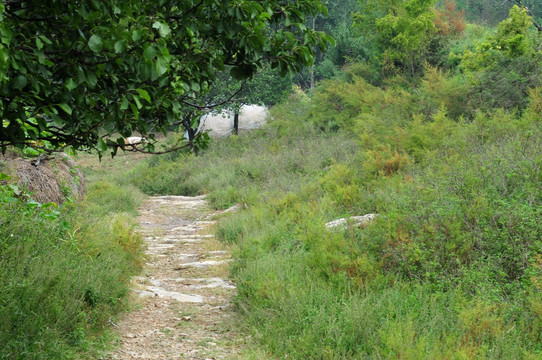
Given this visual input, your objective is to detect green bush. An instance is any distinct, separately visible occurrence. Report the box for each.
[460,6,542,112]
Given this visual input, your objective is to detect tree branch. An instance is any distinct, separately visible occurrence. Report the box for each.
[180,77,249,109]
[126,139,192,155]
[4,7,57,22]
[166,0,205,20]
[509,0,542,32]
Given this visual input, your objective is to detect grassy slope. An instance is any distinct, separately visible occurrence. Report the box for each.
[0,153,146,359]
[130,81,541,359]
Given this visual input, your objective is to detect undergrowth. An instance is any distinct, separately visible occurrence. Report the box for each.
[0,157,145,359]
[131,78,541,358]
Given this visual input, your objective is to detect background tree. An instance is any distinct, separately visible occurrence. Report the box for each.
[184,65,291,140]
[0,0,332,156]
[461,5,542,111]
[427,0,466,68]
[355,0,438,78]
[294,0,365,88]
[453,0,541,29]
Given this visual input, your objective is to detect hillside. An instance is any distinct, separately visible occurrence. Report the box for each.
[0,1,540,359]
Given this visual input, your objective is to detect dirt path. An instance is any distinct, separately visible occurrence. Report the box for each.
[108,195,241,360]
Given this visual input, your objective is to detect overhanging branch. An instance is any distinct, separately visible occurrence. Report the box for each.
[180,77,249,109]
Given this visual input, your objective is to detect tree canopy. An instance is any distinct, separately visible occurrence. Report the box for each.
[460,6,542,111]
[354,0,438,78]
[0,0,332,156]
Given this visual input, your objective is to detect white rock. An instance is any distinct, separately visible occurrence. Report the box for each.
[124,136,144,145]
[325,214,378,230]
[175,259,231,269]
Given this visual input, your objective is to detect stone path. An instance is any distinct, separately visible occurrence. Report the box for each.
[108,195,240,360]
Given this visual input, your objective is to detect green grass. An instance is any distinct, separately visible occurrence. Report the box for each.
[130,79,542,358]
[129,95,359,210]
[0,153,146,359]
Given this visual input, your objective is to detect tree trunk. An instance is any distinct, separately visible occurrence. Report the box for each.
[513,0,542,32]
[183,113,195,142]
[233,111,239,135]
[310,16,316,90]
[182,112,199,155]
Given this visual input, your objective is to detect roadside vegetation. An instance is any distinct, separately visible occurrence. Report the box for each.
[0,155,145,359]
[130,4,542,359]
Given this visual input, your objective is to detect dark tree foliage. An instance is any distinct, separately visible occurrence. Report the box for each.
[295,0,365,87]
[461,6,542,112]
[0,0,332,156]
[454,0,542,29]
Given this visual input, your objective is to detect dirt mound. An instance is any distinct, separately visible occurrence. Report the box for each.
[0,151,86,204]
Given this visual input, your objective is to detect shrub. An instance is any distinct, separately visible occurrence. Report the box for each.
[418,65,471,119]
[461,6,542,112]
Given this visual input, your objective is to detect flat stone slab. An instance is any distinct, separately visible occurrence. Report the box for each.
[175,260,231,269]
[155,236,203,243]
[180,278,236,290]
[143,286,204,303]
[149,195,207,202]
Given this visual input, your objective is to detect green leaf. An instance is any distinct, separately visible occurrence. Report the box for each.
[65,78,77,91]
[0,172,10,181]
[88,34,103,52]
[120,96,129,110]
[132,29,145,41]
[35,37,43,50]
[166,111,175,124]
[152,21,171,37]
[143,45,157,60]
[27,200,40,209]
[58,103,72,115]
[41,202,58,211]
[284,15,291,27]
[37,116,47,131]
[77,68,86,84]
[13,75,27,90]
[155,57,168,76]
[86,71,97,87]
[285,32,295,44]
[114,40,125,54]
[171,100,181,113]
[97,138,108,152]
[230,65,253,80]
[136,89,151,103]
[132,94,142,109]
[129,103,139,119]
[39,35,52,45]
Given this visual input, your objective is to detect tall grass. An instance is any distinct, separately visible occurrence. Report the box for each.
[0,157,145,359]
[129,92,360,210]
[130,75,541,358]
